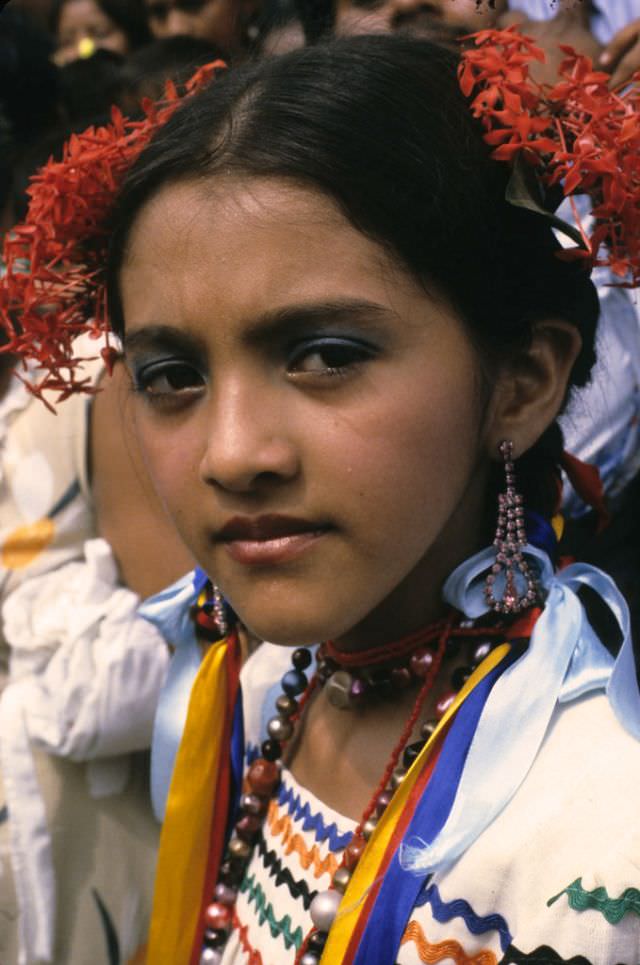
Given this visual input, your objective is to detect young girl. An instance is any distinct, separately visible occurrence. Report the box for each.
[50,0,150,65]
[5,32,640,965]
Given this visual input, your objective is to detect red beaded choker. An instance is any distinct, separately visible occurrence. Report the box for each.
[317,618,505,710]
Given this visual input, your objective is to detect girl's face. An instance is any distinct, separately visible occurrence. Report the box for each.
[121,178,501,649]
[56,0,128,64]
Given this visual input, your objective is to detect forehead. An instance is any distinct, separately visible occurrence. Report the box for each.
[120,177,425,327]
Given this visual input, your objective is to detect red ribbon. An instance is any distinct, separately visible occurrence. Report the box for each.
[560,450,610,533]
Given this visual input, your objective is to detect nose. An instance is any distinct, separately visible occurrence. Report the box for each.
[198,384,300,494]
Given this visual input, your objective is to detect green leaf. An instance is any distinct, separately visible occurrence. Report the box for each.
[505,155,587,249]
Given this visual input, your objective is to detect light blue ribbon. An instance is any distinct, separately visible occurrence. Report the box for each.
[402,544,640,875]
[139,568,205,821]
[141,546,640,845]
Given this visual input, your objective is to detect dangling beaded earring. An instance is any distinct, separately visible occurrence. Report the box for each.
[212,585,228,637]
[485,440,539,614]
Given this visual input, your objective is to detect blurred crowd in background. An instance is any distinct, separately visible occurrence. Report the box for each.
[0,0,305,242]
[4,0,640,246]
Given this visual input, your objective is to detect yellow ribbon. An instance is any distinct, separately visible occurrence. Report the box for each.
[322,643,511,962]
[147,638,230,964]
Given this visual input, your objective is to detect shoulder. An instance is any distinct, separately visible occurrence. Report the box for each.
[428,694,640,964]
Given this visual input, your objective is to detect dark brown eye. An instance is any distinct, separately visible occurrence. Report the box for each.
[288,337,376,376]
[134,361,205,397]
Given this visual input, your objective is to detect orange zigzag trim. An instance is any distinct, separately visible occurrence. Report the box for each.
[401,920,497,965]
[232,909,265,965]
[267,801,340,880]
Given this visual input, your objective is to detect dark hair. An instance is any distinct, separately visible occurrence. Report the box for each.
[120,36,228,102]
[50,0,151,50]
[0,7,61,228]
[0,7,60,149]
[106,34,599,519]
[58,49,125,124]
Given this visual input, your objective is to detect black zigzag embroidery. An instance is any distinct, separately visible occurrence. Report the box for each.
[501,945,631,965]
[256,836,318,910]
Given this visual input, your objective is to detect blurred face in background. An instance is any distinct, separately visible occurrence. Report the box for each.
[336,0,507,45]
[55,0,129,63]
[144,0,257,56]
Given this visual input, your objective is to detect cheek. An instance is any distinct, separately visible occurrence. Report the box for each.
[318,375,483,539]
[132,412,204,523]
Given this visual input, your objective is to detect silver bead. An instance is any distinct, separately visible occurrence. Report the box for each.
[362,817,378,840]
[240,793,264,816]
[300,954,320,965]
[390,766,407,790]
[267,715,294,741]
[325,670,354,709]
[420,718,437,740]
[332,866,351,893]
[275,694,298,717]
[199,949,222,965]
[309,888,341,931]
[228,836,251,860]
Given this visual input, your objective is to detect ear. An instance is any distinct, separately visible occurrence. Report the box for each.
[484,319,582,459]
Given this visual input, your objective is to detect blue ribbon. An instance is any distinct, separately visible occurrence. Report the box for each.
[139,568,205,821]
[525,509,558,561]
[228,688,246,836]
[352,648,519,965]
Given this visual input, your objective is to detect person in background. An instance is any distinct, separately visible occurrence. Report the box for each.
[4,0,54,31]
[333,0,640,89]
[0,342,195,964]
[50,0,150,65]
[143,0,262,62]
[335,0,506,46]
[259,8,305,55]
[120,34,227,106]
[0,11,194,962]
[57,48,126,122]
[600,13,640,87]
[0,6,60,234]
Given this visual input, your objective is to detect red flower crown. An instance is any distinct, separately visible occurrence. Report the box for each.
[459,25,640,283]
[1,31,638,403]
[0,61,225,407]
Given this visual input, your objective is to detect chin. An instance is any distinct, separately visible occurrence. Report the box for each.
[238,612,325,648]
[232,597,356,649]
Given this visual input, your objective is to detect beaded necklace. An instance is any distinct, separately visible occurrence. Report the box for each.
[196,613,505,965]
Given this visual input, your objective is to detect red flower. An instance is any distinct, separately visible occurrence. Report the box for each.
[0,60,226,401]
[459,27,640,287]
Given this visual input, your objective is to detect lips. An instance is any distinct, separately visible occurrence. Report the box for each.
[216,514,330,565]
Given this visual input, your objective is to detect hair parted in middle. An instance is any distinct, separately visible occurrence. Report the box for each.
[106,33,600,519]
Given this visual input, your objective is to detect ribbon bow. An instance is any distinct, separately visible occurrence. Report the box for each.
[401,545,640,875]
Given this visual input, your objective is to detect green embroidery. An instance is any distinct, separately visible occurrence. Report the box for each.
[241,873,305,950]
[547,877,640,924]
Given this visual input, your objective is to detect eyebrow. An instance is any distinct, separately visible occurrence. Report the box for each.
[122,325,209,357]
[123,299,395,354]
[244,299,394,344]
